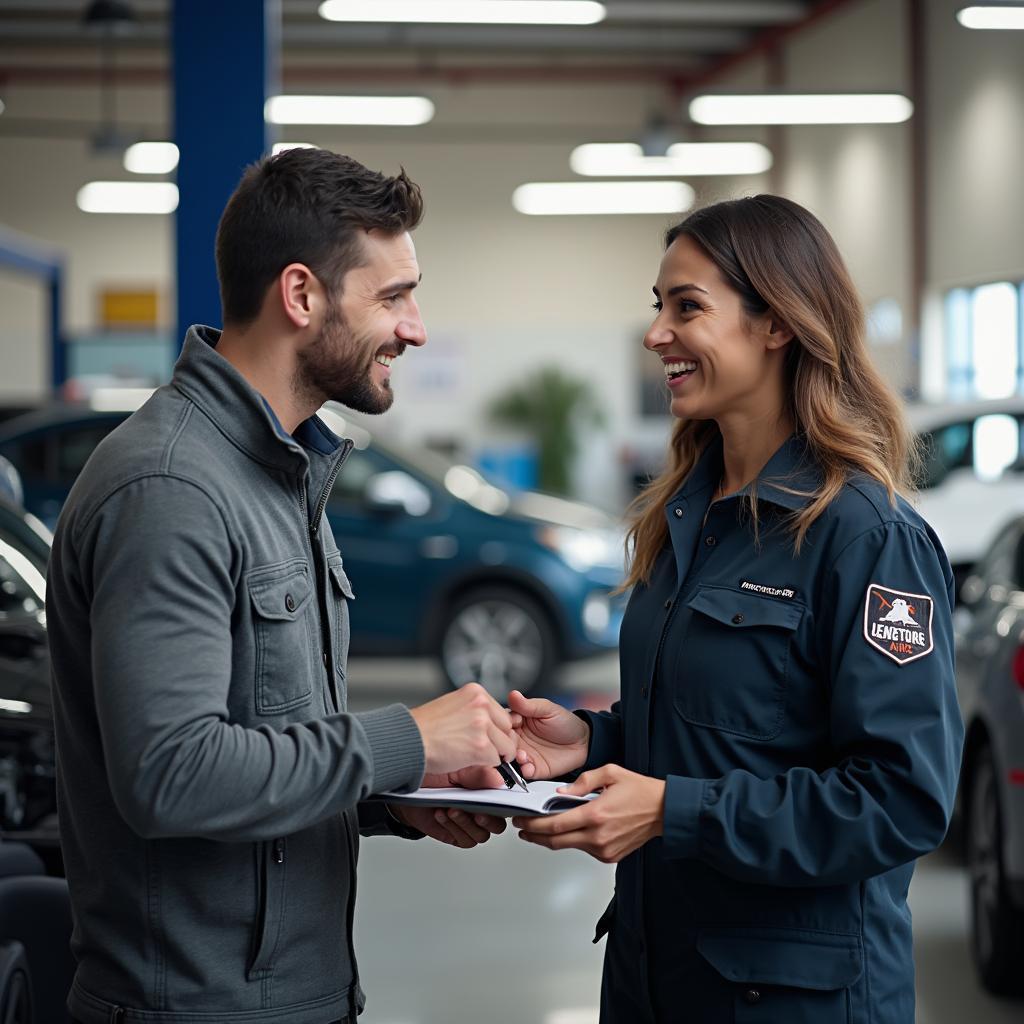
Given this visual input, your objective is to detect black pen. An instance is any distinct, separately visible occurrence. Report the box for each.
[497,758,530,793]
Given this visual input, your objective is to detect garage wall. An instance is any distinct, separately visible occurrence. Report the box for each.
[2,0,1023,483]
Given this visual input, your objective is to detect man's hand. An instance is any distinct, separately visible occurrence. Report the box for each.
[507,689,590,780]
[410,683,517,776]
[512,764,665,864]
[387,766,507,848]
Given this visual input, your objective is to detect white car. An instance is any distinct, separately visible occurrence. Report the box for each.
[908,397,1024,586]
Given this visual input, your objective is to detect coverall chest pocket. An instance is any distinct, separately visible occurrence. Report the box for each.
[327,557,355,685]
[697,930,862,1024]
[673,586,804,741]
[248,561,315,714]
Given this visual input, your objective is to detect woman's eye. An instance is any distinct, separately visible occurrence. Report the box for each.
[651,301,662,312]
[679,300,700,314]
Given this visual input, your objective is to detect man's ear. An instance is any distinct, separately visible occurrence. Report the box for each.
[277,263,323,329]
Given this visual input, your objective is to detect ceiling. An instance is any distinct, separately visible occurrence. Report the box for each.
[0,1,848,144]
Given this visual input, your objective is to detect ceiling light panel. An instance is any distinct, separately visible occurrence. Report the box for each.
[266,95,435,125]
[123,142,179,174]
[319,1,606,25]
[689,94,913,125]
[570,142,772,176]
[513,181,694,216]
[957,5,1024,28]
[77,182,179,215]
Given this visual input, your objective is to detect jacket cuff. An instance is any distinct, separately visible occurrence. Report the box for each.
[357,800,424,840]
[574,710,617,770]
[662,774,705,860]
[353,704,425,794]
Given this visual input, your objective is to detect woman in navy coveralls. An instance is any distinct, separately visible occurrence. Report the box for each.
[509,196,963,1024]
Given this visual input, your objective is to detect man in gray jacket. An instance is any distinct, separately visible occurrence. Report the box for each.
[47,149,517,1024]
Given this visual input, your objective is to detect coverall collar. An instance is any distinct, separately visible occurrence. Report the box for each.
[672,430,820,513]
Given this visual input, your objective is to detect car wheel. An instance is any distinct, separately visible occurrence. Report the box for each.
[439,586,558,700]
[967,745,1024,995]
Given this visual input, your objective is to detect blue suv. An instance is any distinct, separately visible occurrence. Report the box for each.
[0,403,625,697]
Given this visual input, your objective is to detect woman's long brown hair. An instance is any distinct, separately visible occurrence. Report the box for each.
[623,195,919,590]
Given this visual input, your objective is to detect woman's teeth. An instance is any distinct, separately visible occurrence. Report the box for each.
[664,360,697,379]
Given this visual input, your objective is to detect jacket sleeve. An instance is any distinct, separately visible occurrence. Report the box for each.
[79,474,425,842]
[660,520,964,886]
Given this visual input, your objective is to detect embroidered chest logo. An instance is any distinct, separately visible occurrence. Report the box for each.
[739,579,797,600]
[863,583,934,664]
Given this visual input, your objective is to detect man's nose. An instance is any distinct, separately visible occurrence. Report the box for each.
[397,303,427,347]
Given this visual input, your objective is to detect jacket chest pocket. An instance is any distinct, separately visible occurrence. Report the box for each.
[672,586,804,741]
[697,930,862,1024]
[248,562,315,714]
[327,557,355,688]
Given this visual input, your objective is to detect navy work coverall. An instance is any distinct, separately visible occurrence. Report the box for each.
[578,434,963,1024]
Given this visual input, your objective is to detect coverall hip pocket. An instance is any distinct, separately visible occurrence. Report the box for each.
[673,586,804,741]
[696,928,862,1024]
[248,561,316,713]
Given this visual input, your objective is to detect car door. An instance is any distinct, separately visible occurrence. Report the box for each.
[956,519,1024,723]
[324,445,451,655]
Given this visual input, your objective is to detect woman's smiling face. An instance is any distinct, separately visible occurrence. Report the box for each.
[644,233,785,424]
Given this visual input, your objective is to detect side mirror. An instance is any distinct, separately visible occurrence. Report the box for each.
[364,471,432,517]
[959,574,985,607]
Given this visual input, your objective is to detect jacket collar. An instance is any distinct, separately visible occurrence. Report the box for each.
[672,430,820,513]
[171,325,348,476]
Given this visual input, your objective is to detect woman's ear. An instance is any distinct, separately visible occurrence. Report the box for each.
[765,313,795,350]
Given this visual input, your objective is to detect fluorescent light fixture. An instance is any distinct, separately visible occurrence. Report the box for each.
[957,5,1024,28]
[513,181,694,216]
[266,95,434,126]
[272,142,317,154]
[0,698,32,716]
[689,93,913,125]
[319,0,605,25]
[123,141,179,174]
[76,181,179,214]
[570,141,772,177]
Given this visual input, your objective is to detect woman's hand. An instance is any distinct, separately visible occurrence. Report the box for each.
[512,764,665,864]
[507,689,591,780]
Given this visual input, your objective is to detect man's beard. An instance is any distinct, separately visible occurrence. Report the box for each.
[295,299,400,415]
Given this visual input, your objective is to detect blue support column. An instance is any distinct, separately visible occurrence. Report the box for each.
[172,0,280,352]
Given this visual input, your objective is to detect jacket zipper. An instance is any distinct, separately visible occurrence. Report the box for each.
[111,1008,125,1023]
[273,837,285,865]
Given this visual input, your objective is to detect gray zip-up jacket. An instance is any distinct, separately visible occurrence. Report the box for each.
[46,326,426,1024]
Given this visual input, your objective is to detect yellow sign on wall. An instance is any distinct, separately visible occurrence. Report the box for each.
[100,289,159,328]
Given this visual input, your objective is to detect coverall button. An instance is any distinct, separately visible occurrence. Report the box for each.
[664,599,672,610]
[285,593,296,612]
[743,988,761,1004]
[705,535,717,547]
[673,507,683,518]
[732,613,744,624]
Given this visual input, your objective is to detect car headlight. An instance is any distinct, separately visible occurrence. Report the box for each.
[536,526,624,572]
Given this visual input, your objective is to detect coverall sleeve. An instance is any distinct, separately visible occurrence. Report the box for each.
[576,702,625,771]
[81,474,425,842]
[660,520,964,886]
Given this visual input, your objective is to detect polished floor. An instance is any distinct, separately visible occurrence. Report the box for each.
[348,656,1023,1024]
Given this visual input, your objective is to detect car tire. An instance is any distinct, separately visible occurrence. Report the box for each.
[967,745,1024,995]
[438,586,558,700]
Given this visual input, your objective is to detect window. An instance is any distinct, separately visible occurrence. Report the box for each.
[944,281,1023,400]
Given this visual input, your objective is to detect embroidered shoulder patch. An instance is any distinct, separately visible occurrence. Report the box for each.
[863,583,934,665]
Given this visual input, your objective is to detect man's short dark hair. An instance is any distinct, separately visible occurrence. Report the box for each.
[215,149,424,326]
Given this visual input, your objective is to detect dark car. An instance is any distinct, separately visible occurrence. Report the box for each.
[954,516,1024,995]
[0,494,57,857]
[0,402,626,698]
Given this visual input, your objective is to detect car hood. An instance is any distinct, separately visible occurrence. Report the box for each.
[506,491,616,531]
